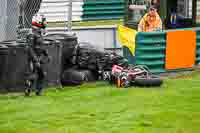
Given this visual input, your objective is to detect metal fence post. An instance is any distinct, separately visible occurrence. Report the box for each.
[68,0,73,32]
[0,0,7,42]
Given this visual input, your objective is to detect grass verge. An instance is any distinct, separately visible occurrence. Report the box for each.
[1,71,200,133]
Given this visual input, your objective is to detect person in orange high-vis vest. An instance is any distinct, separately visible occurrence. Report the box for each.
[138,5,162,32]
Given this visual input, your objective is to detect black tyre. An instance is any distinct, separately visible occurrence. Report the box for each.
[61,69,95,86]
[61,69,84,86]
[134,75,163,87]
[80,70,97,81]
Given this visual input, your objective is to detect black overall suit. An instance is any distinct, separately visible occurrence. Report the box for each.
[25,29,50,96]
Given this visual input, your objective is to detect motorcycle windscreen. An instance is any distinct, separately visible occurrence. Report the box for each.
[166,30,196,70]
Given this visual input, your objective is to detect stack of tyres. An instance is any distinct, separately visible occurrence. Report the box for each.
[0,44,9,92]
[77,48,97,70]
[77,43,100,71]
[76,42,129,72]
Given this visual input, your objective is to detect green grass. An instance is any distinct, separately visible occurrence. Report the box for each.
[1,71,200,133]
[48,19,123,27]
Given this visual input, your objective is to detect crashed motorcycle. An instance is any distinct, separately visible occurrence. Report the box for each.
[103,65,163,88]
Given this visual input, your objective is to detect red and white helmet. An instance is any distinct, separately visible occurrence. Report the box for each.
[32,14,48,29]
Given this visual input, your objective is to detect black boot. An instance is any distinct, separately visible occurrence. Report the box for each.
[35,90,42,96]
[25,88,31,96]
[24,80,32,96]
[35,80,43,96]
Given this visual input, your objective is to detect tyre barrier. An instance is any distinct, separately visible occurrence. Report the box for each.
[0,40,63,92]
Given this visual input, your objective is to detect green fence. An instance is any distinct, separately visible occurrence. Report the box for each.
[82,0,124,21]
[135,31,166,73]
[196,29,200,64]
[124,28,200,74]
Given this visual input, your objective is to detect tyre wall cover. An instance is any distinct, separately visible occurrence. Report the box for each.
[0,45,9,91]
[45,34,78,72]
[41,40,63,87]
[45,33,78,58]
[0,40,63,92]
[5,44,29,92]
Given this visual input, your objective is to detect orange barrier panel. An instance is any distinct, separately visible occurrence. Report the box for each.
[166,30,196,70]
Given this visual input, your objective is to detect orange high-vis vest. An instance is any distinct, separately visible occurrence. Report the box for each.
[138,13,162,32]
